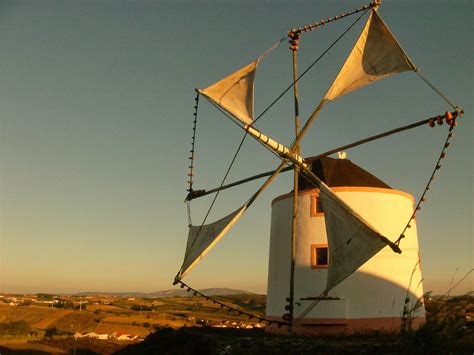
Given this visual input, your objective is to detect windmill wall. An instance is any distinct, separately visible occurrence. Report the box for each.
[265,159,426,335]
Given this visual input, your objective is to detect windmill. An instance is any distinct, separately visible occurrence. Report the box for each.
[173,1,463,334]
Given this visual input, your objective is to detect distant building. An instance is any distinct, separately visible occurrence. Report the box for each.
[117,334,138,341]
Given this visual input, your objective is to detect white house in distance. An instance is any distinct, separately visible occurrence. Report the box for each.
[265,156,425,335]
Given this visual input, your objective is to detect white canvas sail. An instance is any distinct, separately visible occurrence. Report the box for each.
[176,205,248,282]
[176,158,289,283]
[324,9,415,101]
[199,61,257,125]
[317,182,401,292]
[244,123,402,292]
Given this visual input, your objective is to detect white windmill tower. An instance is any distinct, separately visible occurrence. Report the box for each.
[266,156,425,334]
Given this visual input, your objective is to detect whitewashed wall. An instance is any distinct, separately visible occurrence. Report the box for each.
[266,187,425,330]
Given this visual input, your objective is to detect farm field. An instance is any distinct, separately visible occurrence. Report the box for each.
[0,292,266,354]
[0,293,472,354]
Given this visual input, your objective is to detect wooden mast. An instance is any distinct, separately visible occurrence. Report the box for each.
[288,30,301,331]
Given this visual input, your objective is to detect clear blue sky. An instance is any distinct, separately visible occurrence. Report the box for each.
[0,0,471,295]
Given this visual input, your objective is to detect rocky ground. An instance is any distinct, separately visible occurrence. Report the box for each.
[116,325,473,354]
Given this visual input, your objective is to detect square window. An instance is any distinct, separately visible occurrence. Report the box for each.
[311,244,328,269]
[316,247,328,265]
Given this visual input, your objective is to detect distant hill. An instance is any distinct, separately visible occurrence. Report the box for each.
[75,288,255,298]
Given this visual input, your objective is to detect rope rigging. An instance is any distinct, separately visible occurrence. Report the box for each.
[395,110,461,245]
[292,109,461,323]
[186,7,370,203]
[180,8,369,276]
[415,69,457,110]
[179,2,465,326]
[186,95,459,202]
[182,107,462,325]
[289,3,374,36]
[251,8,370,129]
[186,92,200,225]
[176,280,287,326]
[178,6,373,324]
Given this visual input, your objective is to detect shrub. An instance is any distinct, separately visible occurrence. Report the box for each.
[45,326,58,338]
[0,320,31,336]
[400,295,473,353]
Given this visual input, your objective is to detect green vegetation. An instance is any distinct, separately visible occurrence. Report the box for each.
[54,300,87,310]
[36,294,55,301]
[218,294,266,313]
[131,304,153,312]
[0,321,32,336]
[400,294,473,353]
[44,326,59,338]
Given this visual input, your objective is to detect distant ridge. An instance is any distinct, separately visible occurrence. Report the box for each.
[75,288,255,298]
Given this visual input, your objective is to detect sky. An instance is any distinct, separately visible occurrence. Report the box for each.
[0,0,472,296]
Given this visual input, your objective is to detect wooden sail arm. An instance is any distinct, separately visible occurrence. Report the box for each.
[185,165,294,201]
[185,109,461,201]
[288,2,377,37]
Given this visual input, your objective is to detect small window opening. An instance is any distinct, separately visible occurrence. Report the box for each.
[311,244,328,268]
[310,195,324,217]
[316,247,328,265]
[316,198,324,213]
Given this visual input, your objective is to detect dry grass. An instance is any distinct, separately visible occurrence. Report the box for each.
[0,341,67,354]
[0,305,72,329]
[101,315,194,330]
[86,304,124,312]
[0,334,43,343]
[51,311,103,333]
[36,337,128,355]
[145,318,195,328]
[102,315,165,324]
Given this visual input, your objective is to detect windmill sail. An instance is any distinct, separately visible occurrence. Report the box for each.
[176,205,248,282]
[324,9,416,102]
[245,126,402,291]
[198,61,257,125]
[317,182,401,292]
[175,159,288,283]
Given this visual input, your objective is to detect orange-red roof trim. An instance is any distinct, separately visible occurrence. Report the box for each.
[272,186,415,205]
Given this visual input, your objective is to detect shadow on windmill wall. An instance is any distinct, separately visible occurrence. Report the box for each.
[266,268,425,336]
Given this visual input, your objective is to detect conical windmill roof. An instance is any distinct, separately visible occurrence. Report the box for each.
[299,157,391,190]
